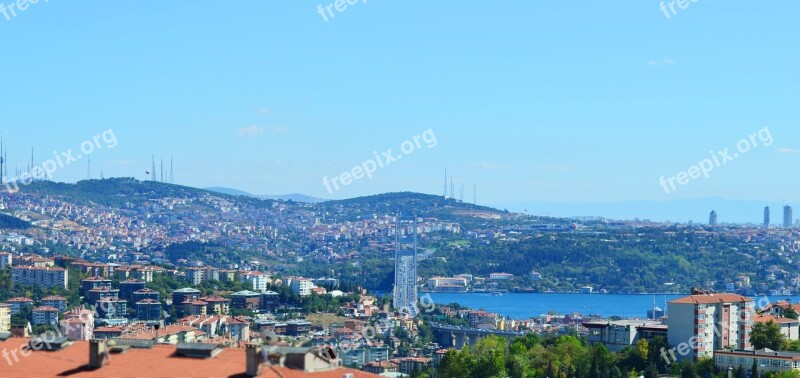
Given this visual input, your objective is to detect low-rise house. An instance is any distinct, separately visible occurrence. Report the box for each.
[755,315,800,340]
[715,349,800,373]
[583,320,668,353]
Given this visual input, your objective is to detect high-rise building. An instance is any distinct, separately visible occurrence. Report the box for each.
[709,210,718,227]
[667,293,755,361]
[393,218,418,317]
[764,206,770,228]
[784,206,793,228]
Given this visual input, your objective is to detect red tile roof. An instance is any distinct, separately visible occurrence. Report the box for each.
[32,306,59,312]
[669,293,753,305]
[755,314,800,324]
[0,337,379,377]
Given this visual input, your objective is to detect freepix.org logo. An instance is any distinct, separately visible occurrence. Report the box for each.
[322,129,437,195]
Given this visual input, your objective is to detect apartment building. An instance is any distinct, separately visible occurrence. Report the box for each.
[667,293,755,361]
[5,297,34,315]
[291,278,315,297]
[241,271,271,292]
[0,251,11,269]
[186,267,219,286]
[11,266,68,289]
[32,306,59,326]
[41,296,68,312]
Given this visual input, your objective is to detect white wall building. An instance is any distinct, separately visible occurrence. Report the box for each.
[291,278,315,297]
[667,293,755,361]
[242,272,271,293]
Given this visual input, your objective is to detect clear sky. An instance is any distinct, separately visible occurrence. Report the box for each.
[1,1,798,204]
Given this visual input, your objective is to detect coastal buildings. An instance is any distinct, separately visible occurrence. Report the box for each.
[426,276,468,292]
[489,273,515,281]
[667,292,755,361]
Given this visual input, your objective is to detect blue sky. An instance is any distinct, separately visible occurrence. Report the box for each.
[1,1,798,205]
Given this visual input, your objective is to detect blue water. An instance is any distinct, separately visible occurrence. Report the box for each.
[426,293,800,319]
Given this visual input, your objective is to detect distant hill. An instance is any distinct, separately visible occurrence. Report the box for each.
[318,192,508,223]
[204,187,325,203]
[256,194,325,203]
[204,187,253,197]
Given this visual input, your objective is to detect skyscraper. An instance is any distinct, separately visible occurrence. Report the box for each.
[393,218,418,317]
[764,206,770,228]
[784,206,793,228]
[709,210,718,226]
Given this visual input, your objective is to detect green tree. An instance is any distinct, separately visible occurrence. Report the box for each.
[680,363,698,378]
[437,348,476,378]
[752,358,759,378]
[471,336,508,378]
[751,321,786,350]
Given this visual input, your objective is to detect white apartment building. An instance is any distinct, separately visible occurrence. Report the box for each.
[242,272,271,292]
[668,293,755,361]
[11,266,68,289]
[291,278,315,297]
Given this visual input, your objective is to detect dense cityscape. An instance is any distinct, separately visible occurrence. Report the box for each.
[0,180,800,377]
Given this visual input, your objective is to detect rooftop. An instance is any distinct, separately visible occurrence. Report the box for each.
[0,337,379,377]
[669,293,753,305]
